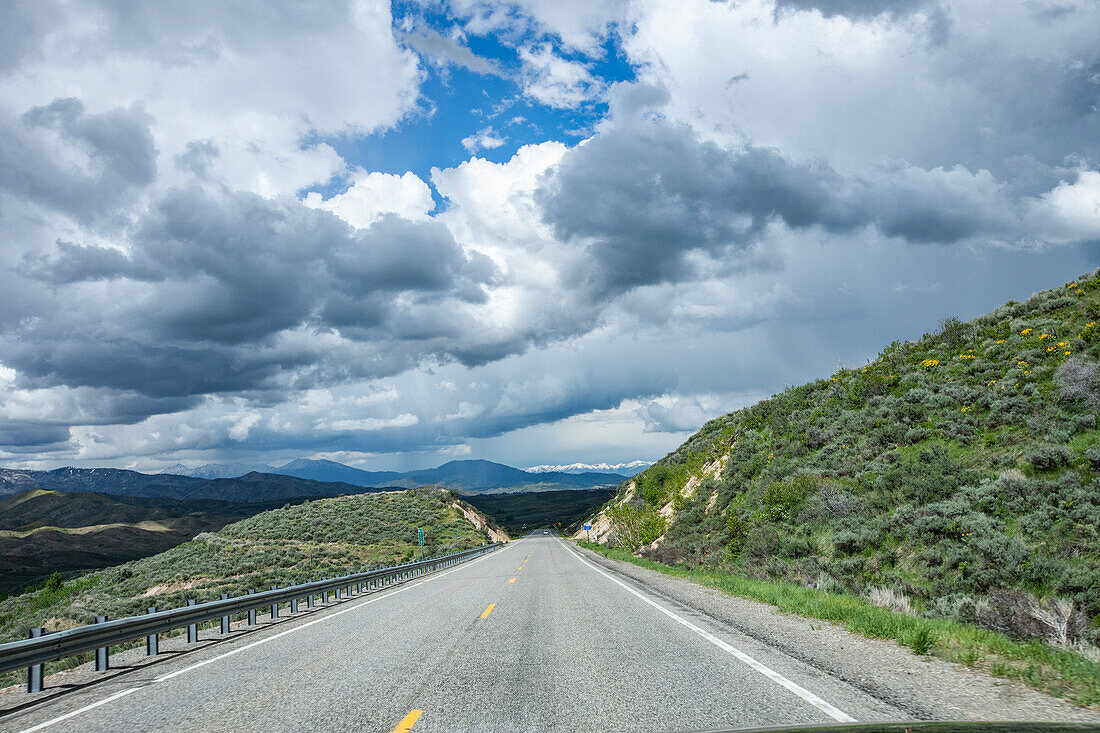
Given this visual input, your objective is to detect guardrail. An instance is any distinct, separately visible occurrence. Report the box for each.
[1,542,502,692]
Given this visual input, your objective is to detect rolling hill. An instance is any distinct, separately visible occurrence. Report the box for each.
[584,270,1100,648]
[0,488,500,663]
[0,490,309,595]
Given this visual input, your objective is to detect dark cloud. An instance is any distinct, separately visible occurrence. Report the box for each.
[0,98,156,221]
[537,119,1018,297]
[174,140,218,179]
[774,0,937,20]
[0,1,61,72]
[0,422,70,449]
[10,186,503,401]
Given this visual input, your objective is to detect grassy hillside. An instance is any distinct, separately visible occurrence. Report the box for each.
[464,488,616,534]
[0,491,313,596]
[0,488,492,654]
[589,270,1100,652]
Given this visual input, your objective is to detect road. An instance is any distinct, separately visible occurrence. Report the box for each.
[3,535,915,732]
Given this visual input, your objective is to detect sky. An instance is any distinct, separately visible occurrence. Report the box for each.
[0,0,1098,473]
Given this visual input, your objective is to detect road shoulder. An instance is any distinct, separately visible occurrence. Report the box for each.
[567,541,1100,724]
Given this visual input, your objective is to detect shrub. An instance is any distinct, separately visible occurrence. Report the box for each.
[757,475,818,521]
[743,525,781,560]
[800,483,864,522]
[868,586,914,616]
[1024,444,1073,470]
[1085,447,1100,471]
[1055,357,1100,408]
[606,503,667,551]
[725,513,750,553]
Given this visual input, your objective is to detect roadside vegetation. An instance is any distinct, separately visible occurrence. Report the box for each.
[0,488,491,686]
[590,270,1100,698]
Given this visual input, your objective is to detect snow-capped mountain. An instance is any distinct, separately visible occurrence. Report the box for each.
[525,461,651,477]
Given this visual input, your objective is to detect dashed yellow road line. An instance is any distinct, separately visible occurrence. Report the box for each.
[508,577,516,584]
[390,709,422,733]
[480,603,496,618]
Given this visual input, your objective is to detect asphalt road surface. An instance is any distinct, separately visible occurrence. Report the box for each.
[3,536,928,732]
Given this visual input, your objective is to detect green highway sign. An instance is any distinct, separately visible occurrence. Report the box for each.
[417,528,425,546]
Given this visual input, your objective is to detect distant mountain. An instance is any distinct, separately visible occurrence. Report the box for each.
[177,472,391,503]
[526,461,652,477]
[161,462,275,479]
[157,458,629,493]
[0,467,395,503]
[276,458,405,486]
[0,467,204,498]
[398,460,627,493]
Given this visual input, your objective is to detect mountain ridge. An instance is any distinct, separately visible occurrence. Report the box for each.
[0,459,627,502]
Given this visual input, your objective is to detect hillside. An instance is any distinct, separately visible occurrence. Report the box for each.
[0,489,498,652]
[585,270,1100,649]
[0,491,310,595]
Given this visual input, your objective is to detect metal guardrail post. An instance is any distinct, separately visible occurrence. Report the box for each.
[247,590,256,625]
[291,597,298,613]
[146,608,158,655]
[186,600,198,643]
[306,581,314,609]
[27,628,43,693]
[220,594,230,634]
[94,617,108,671]
[270,587,278,619]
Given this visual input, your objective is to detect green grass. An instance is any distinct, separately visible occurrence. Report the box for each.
[577,541,1100,707]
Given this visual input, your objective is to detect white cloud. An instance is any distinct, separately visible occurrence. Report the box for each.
[318,413,420,432]
[1036,170,1100,240]
[303,170,434,229]
[518,44,605,109]
[461,126,507,153]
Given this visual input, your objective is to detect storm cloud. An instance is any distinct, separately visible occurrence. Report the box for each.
[537,118,1025,297]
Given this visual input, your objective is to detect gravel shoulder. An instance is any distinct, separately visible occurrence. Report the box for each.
[571,542,1100,724]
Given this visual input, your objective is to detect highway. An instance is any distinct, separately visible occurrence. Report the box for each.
[0,536,956,731]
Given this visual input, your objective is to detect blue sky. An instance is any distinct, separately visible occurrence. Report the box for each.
[315,5,636,203]
[0,0,1098,472]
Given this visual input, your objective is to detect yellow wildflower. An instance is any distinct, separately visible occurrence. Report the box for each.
[1021,328,1033,335]
[1039,333,1051,340]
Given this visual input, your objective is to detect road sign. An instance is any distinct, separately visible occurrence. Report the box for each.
[584,523,592,542]
[417,528,425,546]
[583,524,592,530]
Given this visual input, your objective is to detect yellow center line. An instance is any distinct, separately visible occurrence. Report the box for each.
[508,577,516,584]
[480,603,496,618]
[390,709,423,733]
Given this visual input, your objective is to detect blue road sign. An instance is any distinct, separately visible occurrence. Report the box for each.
[583,524,592,530]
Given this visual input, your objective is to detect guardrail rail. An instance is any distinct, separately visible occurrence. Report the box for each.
[2,542,502,692]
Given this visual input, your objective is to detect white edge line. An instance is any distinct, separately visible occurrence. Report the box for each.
[17,541,519,733]
[561,539,857,724]
[17,688,139,733]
